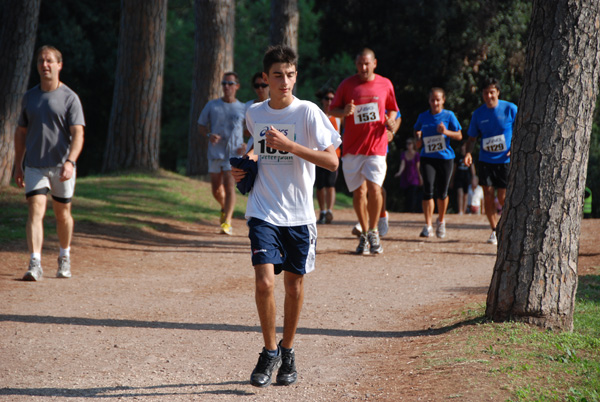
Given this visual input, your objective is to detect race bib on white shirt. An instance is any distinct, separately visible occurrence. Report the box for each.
[423,135,447,153]
[253,124,296,165]
[354,102,380,125]
[482,134,507,153]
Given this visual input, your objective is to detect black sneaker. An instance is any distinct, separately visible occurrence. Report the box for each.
[317,211,327,224]
[276,341,298,386]
[250,348,281,387]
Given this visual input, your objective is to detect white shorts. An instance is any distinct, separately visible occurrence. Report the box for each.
[208,158,232,174]
[25,166,76,202]
[342,154,387,192]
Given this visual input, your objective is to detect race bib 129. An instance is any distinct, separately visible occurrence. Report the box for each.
[482,134,506,153]
[354,102,380,125]
[253,124,296,165]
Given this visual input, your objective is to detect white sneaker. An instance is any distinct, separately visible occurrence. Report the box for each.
[378,212,389,237]
[420,226,433,238]
[23,258,43,281]
[487,231,498,245]
[351,223,362,237]
[436,218,446,239]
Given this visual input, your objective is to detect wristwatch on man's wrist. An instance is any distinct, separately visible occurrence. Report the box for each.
[66,159,76,168]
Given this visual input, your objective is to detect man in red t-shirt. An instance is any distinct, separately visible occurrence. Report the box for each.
[330,48,399,255]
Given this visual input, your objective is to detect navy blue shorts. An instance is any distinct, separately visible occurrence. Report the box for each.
[479,161,509,189]
[248,218,317,275]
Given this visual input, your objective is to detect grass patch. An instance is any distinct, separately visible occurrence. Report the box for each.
[423,272,600,401]
[0,170,249,242]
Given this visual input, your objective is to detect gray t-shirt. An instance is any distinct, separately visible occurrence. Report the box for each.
[18,84,85,168]
[198,98,245,160]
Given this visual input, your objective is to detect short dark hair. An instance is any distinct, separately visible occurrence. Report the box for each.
[251,71,263,84]
[263,45,297,74]
[315,87,335,100]
[223,71,239,82]
[356,47,376,60]
[36,45,62,63]
[429,87,445,98]
[482,77,500,92]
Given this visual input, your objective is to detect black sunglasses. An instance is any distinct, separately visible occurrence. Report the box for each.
[221,80,237,86]
[323,96,334,101]
[254,83,269,89]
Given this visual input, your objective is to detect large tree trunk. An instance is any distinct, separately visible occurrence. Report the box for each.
[103,0,168,173]
[269,0,298,52]
[487,0,600,331]
[186,0,235,176]
[0,0,41,186]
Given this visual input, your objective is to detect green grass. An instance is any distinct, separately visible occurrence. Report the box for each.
[0,169,354,243]
[434,273,600,401]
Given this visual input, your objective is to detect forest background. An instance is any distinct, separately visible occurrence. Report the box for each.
[23,0,600,216]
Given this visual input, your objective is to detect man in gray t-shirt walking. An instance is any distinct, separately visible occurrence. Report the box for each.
[198,71,245,235]
[13,45,85,281]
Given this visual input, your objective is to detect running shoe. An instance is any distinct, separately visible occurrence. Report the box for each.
[317,211,327,224]
[221,222,232,235]
[419,226,433,238]
[56,256,72,278]
[368,230,383,254]
[487,231,498,245]
[325,210,334,224]
[356,233,370,255]
[219,210,226,224]
[351,223,362,237]
[250,348,282,388]
[276,341,298,386]
[378,212,389,237]
[436,219,446,239]
[23,258,43,281]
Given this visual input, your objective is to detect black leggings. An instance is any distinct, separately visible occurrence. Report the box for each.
[420,157,454,200]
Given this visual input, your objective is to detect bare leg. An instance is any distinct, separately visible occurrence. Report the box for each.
[254,264,277,351]
[281,271,304,349]
[482,185,498,230]
[27,195,47,254]
[436,196,449,223]
[353,182,368,233]
[422,199,434,228]
[210,172,225,211]
[366,180,382,231]
[222,170,236,223]
[53,200,73,250]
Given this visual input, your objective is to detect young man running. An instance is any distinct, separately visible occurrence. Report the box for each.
[233,45,341,387]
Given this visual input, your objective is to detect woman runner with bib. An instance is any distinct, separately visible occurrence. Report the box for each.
[414,87,462,238]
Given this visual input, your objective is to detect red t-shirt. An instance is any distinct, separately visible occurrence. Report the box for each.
[331,74,398,156]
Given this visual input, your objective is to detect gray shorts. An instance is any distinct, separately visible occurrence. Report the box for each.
[208,158,232,173]
[25,166,76,203]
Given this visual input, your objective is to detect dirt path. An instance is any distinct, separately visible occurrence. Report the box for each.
[1,210,598,401]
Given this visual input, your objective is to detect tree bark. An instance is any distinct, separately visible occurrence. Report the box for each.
[269,0,298,52]
[186,0,235,176]
[0,0,41,186]
[103,0,168,173]
[487,0,600,331]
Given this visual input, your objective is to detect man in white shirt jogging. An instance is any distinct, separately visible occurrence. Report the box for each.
[233,45,341,388]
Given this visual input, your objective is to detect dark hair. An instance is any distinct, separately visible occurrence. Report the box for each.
[315,87,335,100]
[223,71,239,82]
[482,77,500,92]
[36,45,62,63]
[263,45,297,74]
[429,87,445,98]
[251,72,263,84]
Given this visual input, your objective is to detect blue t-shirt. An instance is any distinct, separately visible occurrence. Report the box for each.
[414,109,461,160]
[467,100,518,164]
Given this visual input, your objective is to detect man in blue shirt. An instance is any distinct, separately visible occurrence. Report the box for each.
[465,78,518,245]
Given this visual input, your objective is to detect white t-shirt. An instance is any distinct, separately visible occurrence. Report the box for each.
[245,97,341,226]
[467,185,484,207]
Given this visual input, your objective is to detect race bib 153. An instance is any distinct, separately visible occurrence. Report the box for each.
[354,102,380,125]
